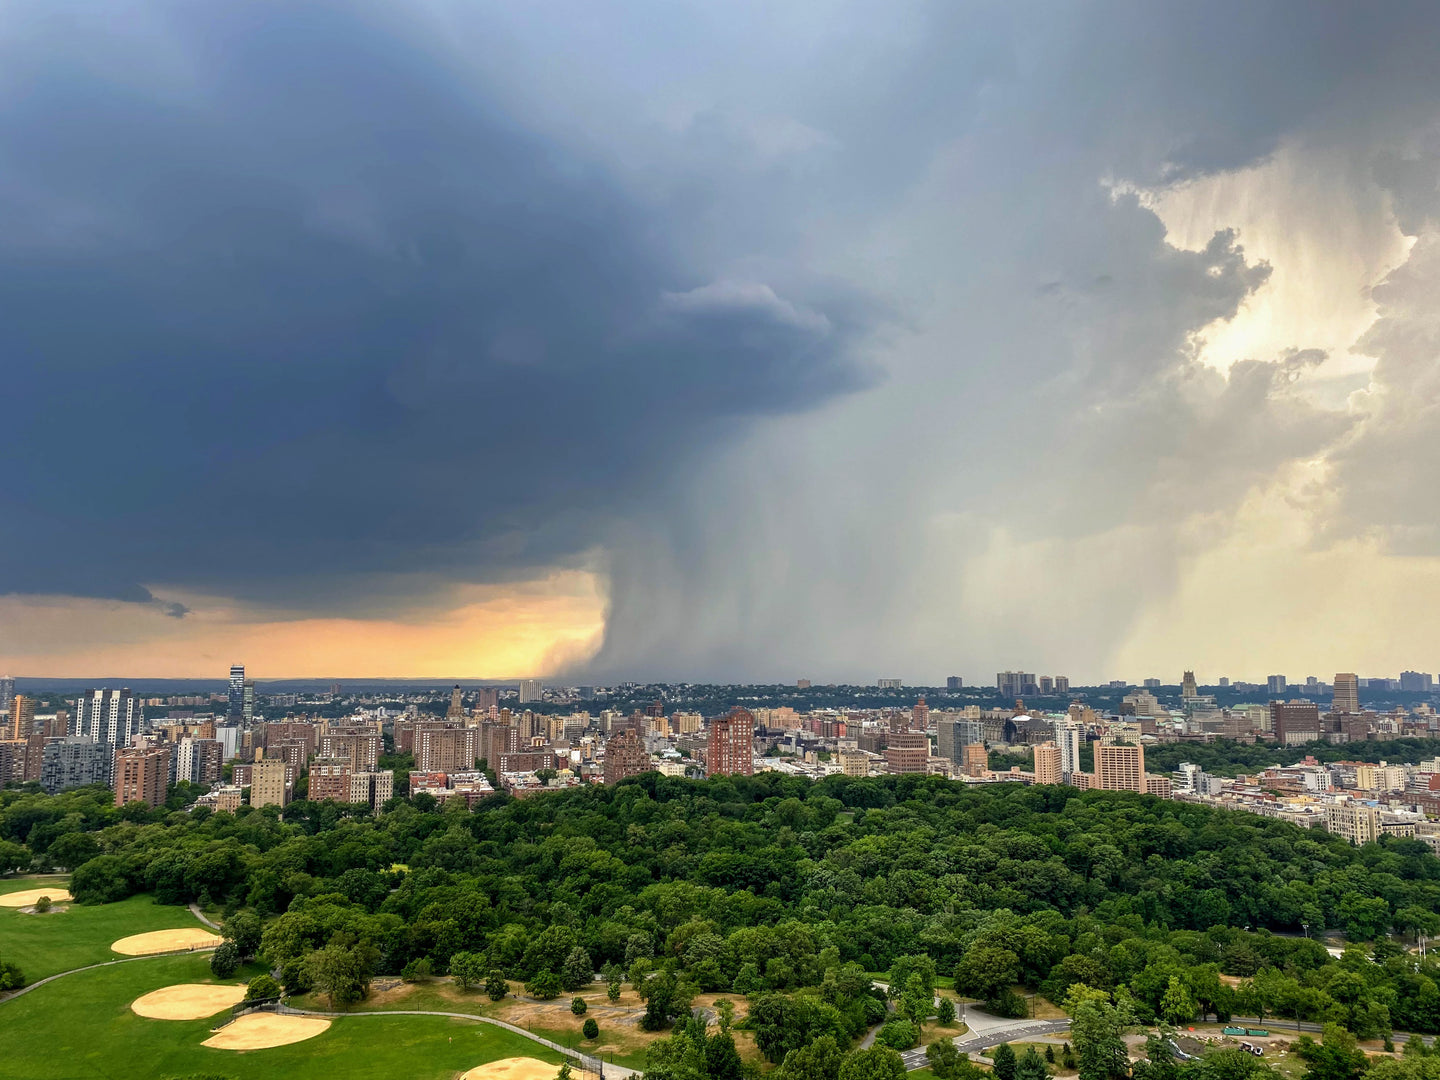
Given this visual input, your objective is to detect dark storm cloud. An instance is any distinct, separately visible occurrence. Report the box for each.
[8,0,1440,678]
[0,1,871,607]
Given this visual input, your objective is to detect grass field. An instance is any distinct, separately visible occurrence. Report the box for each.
[0,877,207,982]
[291,979,768,1071]
[0,951,566,1080]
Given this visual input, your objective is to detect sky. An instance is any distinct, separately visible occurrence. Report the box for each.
[4,1,1440,683]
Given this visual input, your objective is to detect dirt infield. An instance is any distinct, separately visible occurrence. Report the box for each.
[131,983,246,1019]
[202,1013,332,1050]
[111,928,223,955]
[461,1057,596,1080]
[0,887,74,908]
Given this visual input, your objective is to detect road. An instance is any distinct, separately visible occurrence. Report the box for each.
[896,1005,1073,1071]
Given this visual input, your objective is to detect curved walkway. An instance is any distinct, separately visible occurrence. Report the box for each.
[0,901,222,1005]
[188,902,223,930]
[278,1004,639,1078]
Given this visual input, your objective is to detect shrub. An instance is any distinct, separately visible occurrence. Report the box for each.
[876,1019,919,1050]
[246,974,281,1000]
[401,958,433,982]
[583,1018,599,1040]
[210,941,240,979]
[0,955,25,991]
[571,996,587,1015]
[33,896,52,913]
[607,980,621,1002]
[936,996,956,1025]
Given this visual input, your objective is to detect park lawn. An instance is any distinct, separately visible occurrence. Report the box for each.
[294,979,763,1072]
[0,951,566,1080]
[918,1019,970,1046]
[0,873,72,897]
[0,891,208,981]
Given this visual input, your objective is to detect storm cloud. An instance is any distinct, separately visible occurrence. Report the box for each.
[5,1,1440,679]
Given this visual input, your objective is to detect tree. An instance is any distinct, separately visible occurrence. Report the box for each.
[526,971,563,1000]
[838,1047,907,1080]
[888,955,938,1001]
[246,974,281,1000]
[1295,1025,1369,1080]
[402,958,433,982]
[449,952,485,991]
[70,854,132,904]
[608,979,622,1003]
[928,1040,963,1079]
[937,997,957,1025]
[210,940,240,979]
[46,832,99,870]
[1065,986,1133,1080]
[706,1032,744,1080]
[782,1035,846,1080]
[583,1019,599,1040]
[1016,1047,1049,1080]
[562,947,594,992]
[557,1063,573,1080]
[992,1043,1018,1080]
[485,969,510,1000]
[901,973,934,1026]
[954,947,1022,1007]
[306,941,378,1008]
[223,912,263,959]
[715,998,736,1033]
[572,996,587,1015]
[1160,977,1197,1025]
[877,1020,918,1050]
[0,954,25,992]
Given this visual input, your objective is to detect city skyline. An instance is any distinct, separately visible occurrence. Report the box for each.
[4,5,1440,681]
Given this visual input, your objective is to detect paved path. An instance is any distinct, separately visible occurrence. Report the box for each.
[0,901,221,1006]
[898,1008,1072,1072]
[280,1004,640,1078]
[188,902,223,930]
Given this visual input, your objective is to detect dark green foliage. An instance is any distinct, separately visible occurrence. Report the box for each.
[875,1019,918,1049]
[837,1047,907,1080]
[937,996,957,1024]
[992,1042,1018,1080]
[582,1018,599,1040]
[449,951,484,990]
[780,1034,845,1080]
[526,971,562,1000]
[245,973,281,1000]
[401,957,433,982]
[1016,1047,1049,1080]
[10,773,1440,1034]
[307,940,378,1008]
[562,946,593,992]
[0,953,24,991]
[1295,1025,1370,1080]
[750,992,847,1062]
[487,969,510,1000]
[222,911,262,958]
[927,1040,963,1079]
[571,996,587,1015]
[209,940,239,979]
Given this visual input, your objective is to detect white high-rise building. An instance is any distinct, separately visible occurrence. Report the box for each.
[518,679,544,704]
[73,688,144,748]
[1053,719,1082,782]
